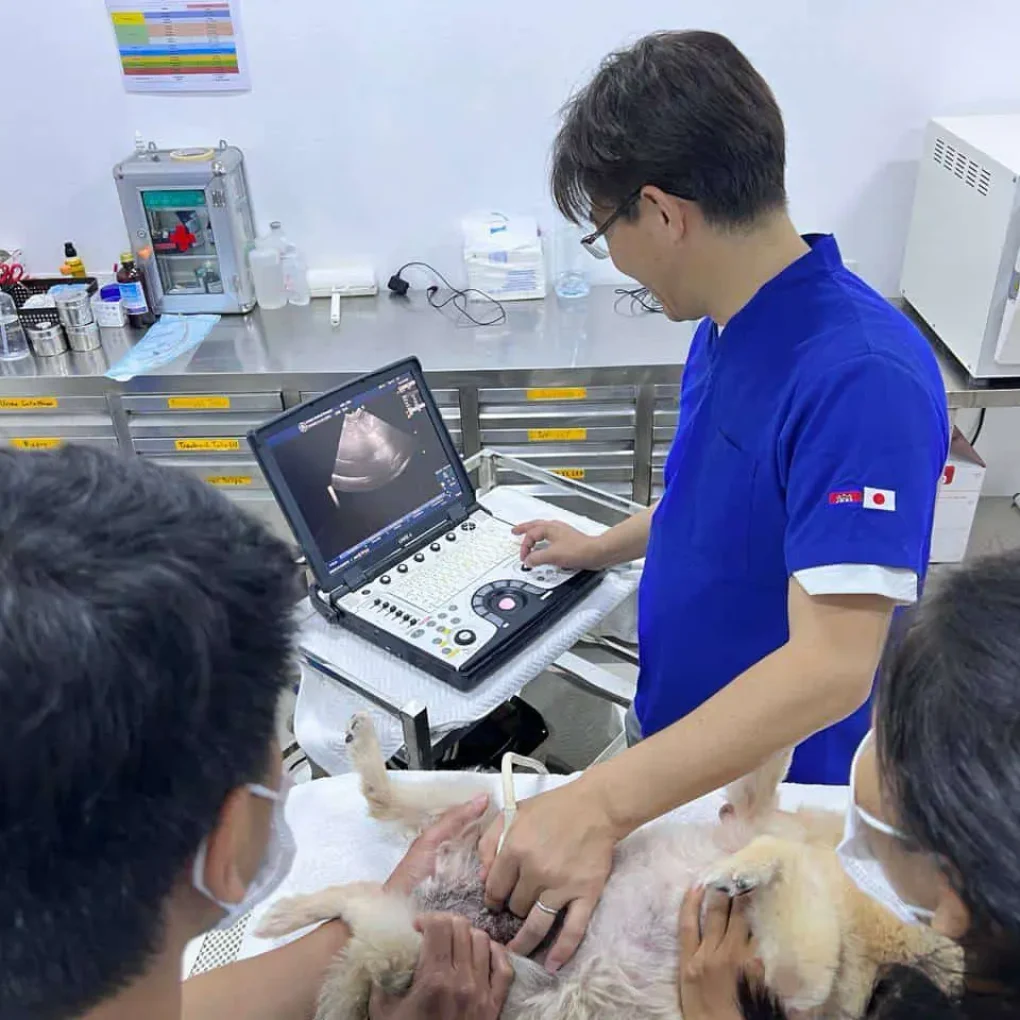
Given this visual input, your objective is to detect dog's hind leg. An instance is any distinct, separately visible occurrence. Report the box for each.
[259,882,423,1020]
[345,713,492,830]
[720,750,794,824]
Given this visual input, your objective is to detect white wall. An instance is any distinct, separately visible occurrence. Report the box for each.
[3,0,1020,489]
[4,0,1020,293]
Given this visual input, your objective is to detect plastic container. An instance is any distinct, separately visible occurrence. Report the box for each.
[92,285,128,328]
[270,222,311,306]
[552,225,591,300]
[0,292,30,360]
[249,228,288,310]
[26,320,68,356]
[60,241,88,279]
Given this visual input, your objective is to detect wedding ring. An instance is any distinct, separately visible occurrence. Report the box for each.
[535,899,560,916]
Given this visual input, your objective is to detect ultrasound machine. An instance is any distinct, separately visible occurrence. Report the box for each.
[249,358,603,691]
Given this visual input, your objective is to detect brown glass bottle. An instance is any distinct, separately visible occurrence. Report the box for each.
[116,252,157,328]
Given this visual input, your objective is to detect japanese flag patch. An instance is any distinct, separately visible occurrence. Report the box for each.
[863,487,896,511]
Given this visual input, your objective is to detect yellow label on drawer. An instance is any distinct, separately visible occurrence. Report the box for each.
[175,438,241,453]
[528,427,587,442]
[111,11,146,24]
[168,396,232,410]
[552,467,586,480]
[10,437,62,450]
[526,387,588,401]
[0,396,58,410]
[205,475,253,487]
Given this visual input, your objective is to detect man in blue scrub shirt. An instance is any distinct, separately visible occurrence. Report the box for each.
[479,30,949,969]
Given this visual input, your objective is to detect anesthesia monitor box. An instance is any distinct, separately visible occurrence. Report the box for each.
[930,428,987,563]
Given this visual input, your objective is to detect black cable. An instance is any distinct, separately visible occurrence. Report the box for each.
[970,407,987,448]
[389,262,507,328]
[613,286,663,316]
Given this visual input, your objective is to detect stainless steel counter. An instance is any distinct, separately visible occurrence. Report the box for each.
[0,286,1016,537]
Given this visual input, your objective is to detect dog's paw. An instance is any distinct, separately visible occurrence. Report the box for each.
[702,839,785,896]
[345,712,372,746]
[256,894,327,939]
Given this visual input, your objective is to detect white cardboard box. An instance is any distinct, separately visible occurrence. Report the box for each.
[930,428,986,563]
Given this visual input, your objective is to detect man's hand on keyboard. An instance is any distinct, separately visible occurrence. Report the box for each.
[513,520,602,571]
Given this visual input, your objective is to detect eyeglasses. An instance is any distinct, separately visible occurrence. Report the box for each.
[580,188,644,260]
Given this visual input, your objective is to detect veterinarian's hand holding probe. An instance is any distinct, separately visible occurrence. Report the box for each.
[369,914,514,1020]
[678,886,765,1020]
[478,780,619,972]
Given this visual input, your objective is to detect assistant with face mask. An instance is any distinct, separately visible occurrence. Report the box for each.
[677,548,1020,1020]
[0,445,513,1020]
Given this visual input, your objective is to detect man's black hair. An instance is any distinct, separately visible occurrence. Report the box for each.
[0,446,302,1018]
[552,30,787,228]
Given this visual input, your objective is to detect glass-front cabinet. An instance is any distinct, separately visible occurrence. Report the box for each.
[114,142,257,315]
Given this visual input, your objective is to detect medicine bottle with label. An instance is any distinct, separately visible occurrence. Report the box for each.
[116,253,157,328]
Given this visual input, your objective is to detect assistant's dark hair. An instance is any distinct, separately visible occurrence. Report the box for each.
[0,446,302,1018]
[872,550,1020,1016]
[552,30,787,228]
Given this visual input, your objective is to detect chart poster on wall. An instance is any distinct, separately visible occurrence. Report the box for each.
[106,0,251,94]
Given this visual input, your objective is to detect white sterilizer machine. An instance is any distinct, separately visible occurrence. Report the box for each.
[114,141,258,315]
[900,114,1020,379]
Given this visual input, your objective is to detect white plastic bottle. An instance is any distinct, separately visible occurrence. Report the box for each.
[248,229,287,310]
[270,221,311,306]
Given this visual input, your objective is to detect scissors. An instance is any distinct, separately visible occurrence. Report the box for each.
[0,261,26,286]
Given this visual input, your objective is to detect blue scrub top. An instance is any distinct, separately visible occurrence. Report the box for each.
[634,235,949,785]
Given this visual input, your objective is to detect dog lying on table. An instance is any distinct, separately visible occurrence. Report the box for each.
[258,714,959,1020]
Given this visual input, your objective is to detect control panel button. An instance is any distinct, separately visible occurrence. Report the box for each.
[451,617,461,625]
[411,629,425,639]
[397,564,409,574]
[461,521,477,531]
[445,533,457,542]
[520,564,532,573]
[454,629,477,646]
[498,596,518,612]
[414,553,426,563]
[361,589,371,596]
[438,612,448,620]
[381,575,391,584]
[382,602,390,609]
[374,598,381,606]
[430,543,441,552]
[432,637,443,646]
[410,618,418,626]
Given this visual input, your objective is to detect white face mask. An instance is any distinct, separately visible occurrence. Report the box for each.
[192,776,297,931]
[836,731,935,925]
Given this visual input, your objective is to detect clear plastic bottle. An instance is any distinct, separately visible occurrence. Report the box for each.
[269,222,311,306]
[249,228,287,310]
[0,292,30,361]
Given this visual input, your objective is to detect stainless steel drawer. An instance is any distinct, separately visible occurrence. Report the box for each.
[128,413,268,454]
[482,425,635,445]
[0,394,109,415]
[653,383,680,403]
[480,403,636,429]
[479,385,637,404]
[653,408,679,430]
[0,413,117,448]
[146,456,271,491]
[299,388,460,407]
[487,444,634,485]
[0,434,118,452]
[122,391,284,414]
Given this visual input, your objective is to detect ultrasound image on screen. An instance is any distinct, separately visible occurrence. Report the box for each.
[266,375,459,576]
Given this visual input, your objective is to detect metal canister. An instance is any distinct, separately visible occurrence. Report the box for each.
[66,321,102,352]
[54,288,95,329]
[25,320,69,357]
